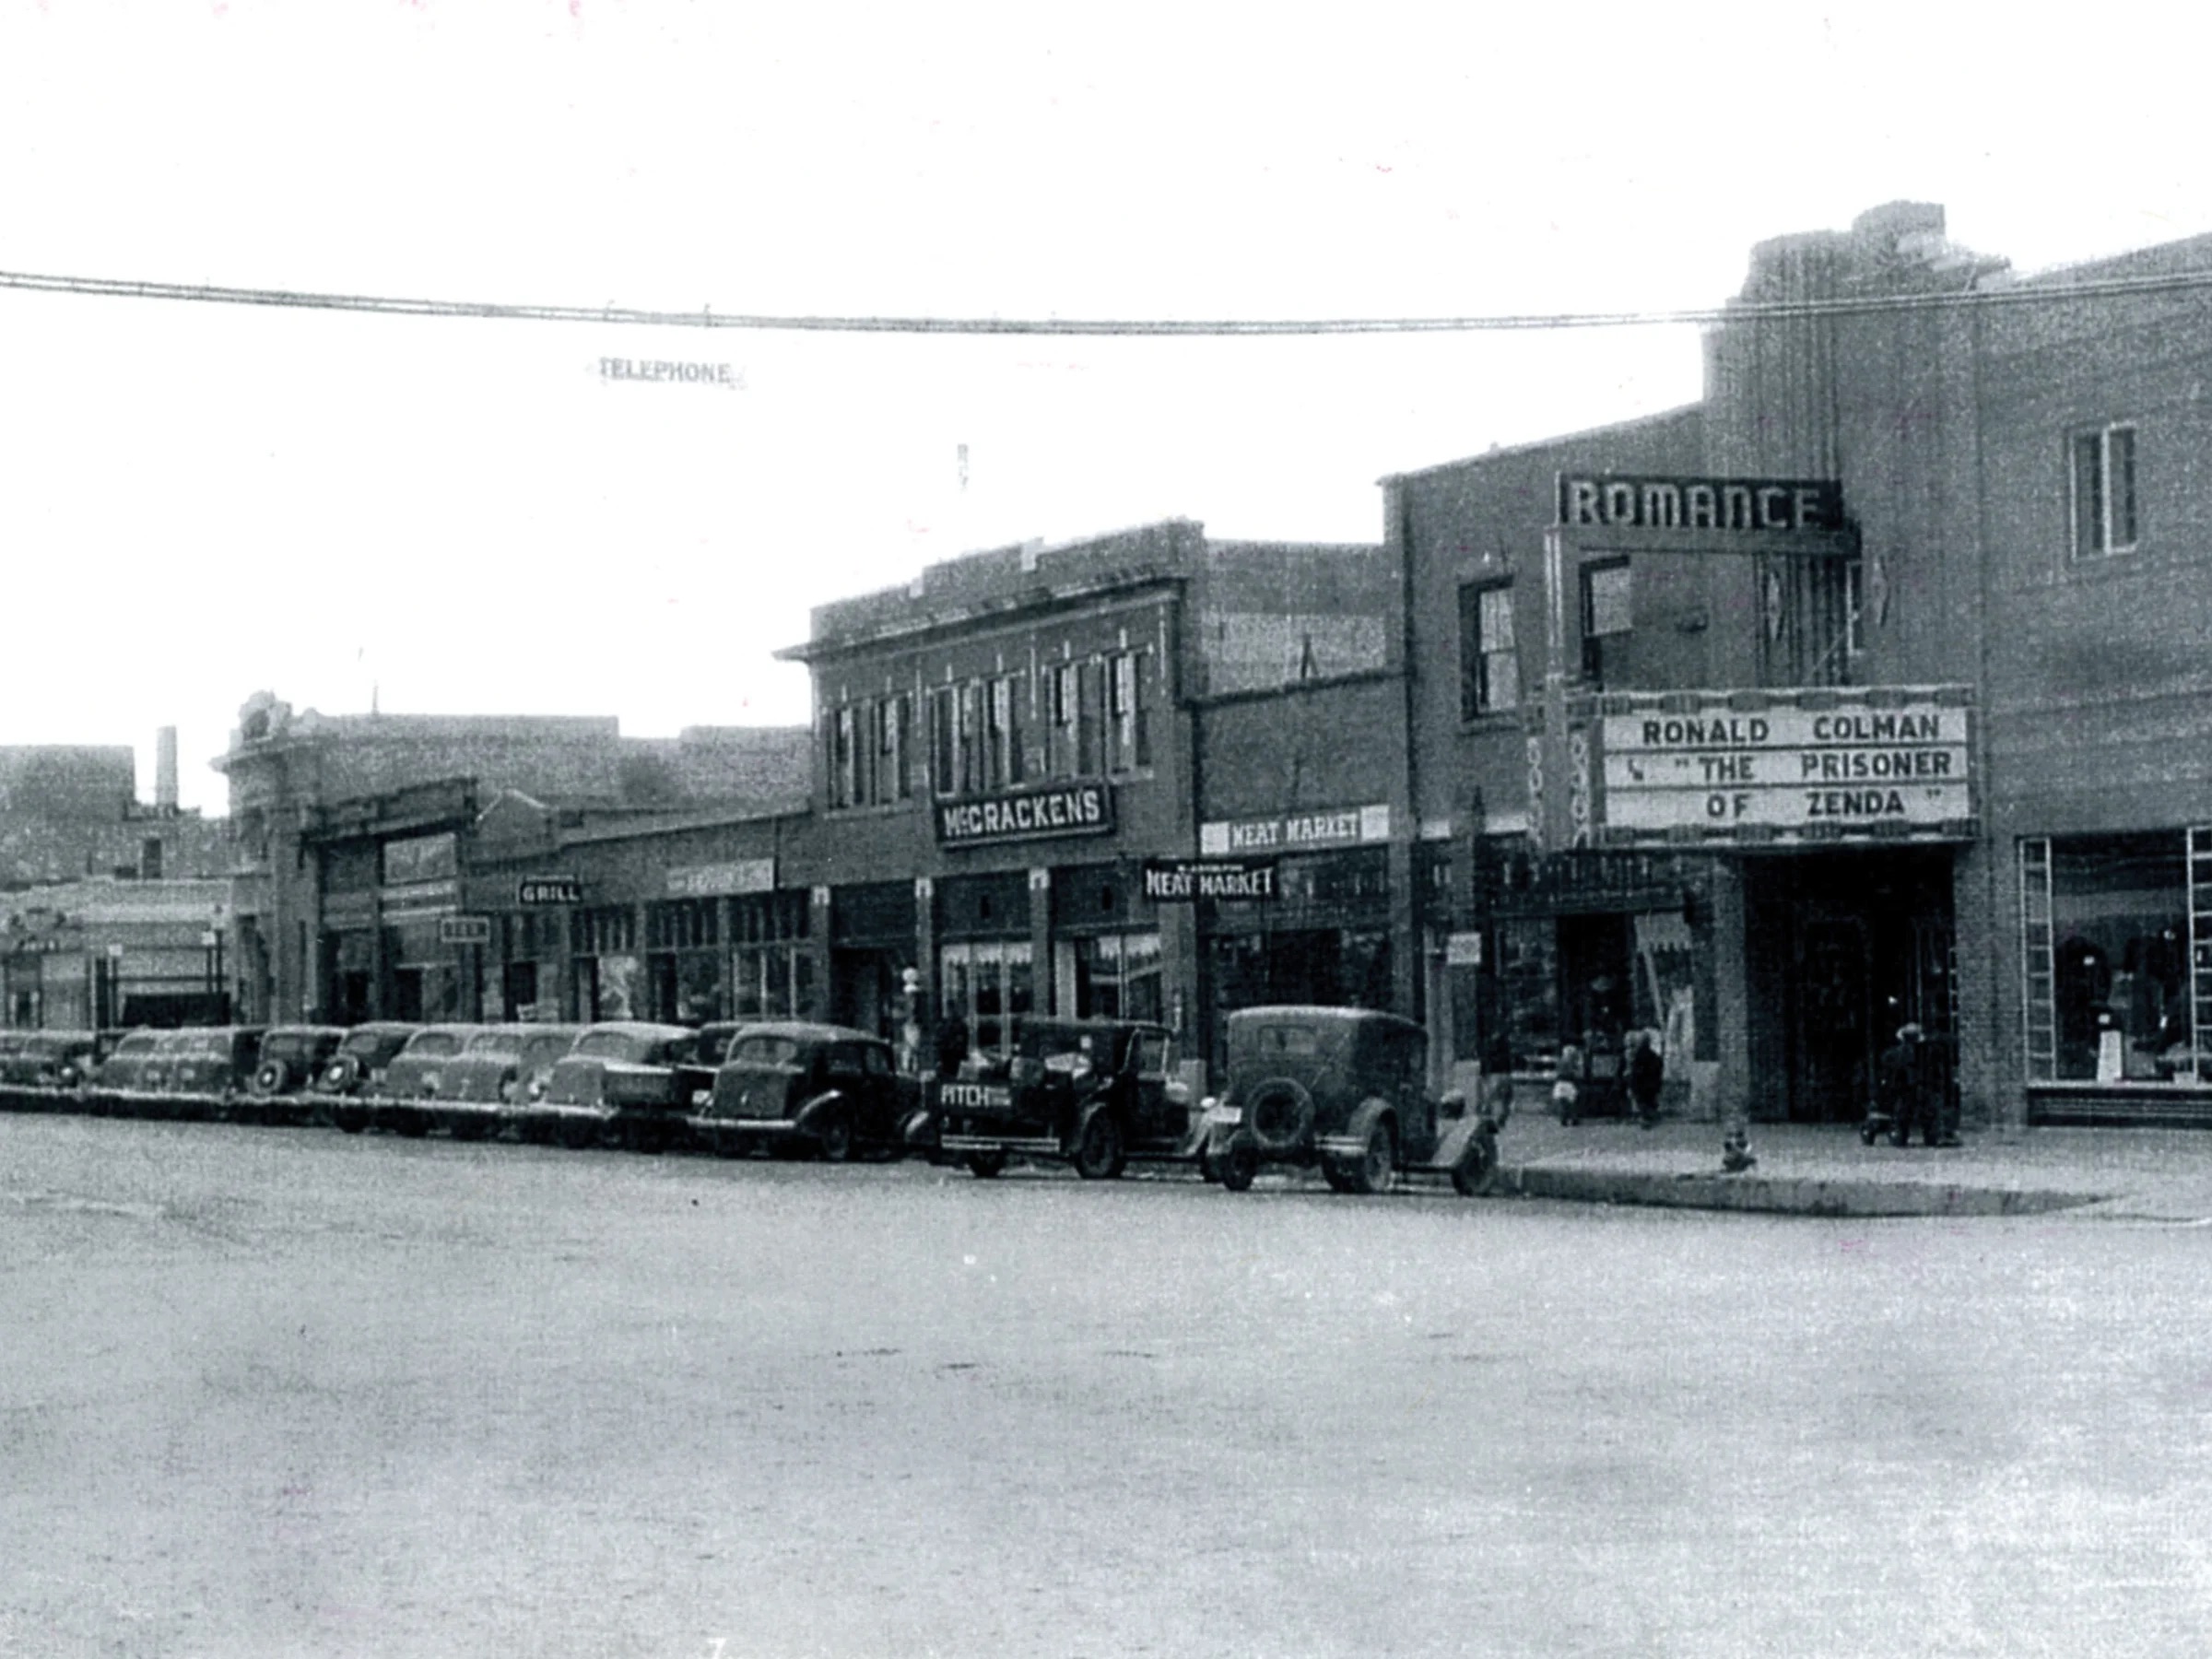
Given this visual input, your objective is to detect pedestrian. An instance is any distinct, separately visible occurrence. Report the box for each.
[1552,1037,1585,1126]
[934,1012,971,1080]
[1877,1023,1959,1147]
[1628,1028,1665,1130]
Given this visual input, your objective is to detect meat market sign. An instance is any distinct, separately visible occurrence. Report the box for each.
[936,782,1114,849]
[1142,858,1278,901]
[1591,688,1975,846]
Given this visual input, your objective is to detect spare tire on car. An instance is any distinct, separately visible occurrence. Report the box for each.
[1244,1078,1314,1152]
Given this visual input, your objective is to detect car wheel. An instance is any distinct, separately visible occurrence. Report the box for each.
[967,1150,1007,1180]
[1347,1119,1396,1196]
[1452,1129,1498,1197]
[1217,1142,1258,1192]
[332,1102,370,1135]
[1072,1112,1125,1180]
[1245,1078,1315,1153]
[816,1111,853,1164]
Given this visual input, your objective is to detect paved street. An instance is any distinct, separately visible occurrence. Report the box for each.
[5,1115,2211,1657]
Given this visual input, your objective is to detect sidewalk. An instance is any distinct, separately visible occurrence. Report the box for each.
[1492,1112,2212,1220]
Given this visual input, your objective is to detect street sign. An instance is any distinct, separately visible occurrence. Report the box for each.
[439,915,493,946]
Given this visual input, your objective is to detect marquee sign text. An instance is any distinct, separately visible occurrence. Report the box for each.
[1558,475,1844,534]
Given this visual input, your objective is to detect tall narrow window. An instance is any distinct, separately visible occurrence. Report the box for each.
[988,675,1023,787]
[1052,664,1080,777]
[893,692,917,800]
[1580,561,1631,688]
[1107,653,1147,771]
[831,706,857,808]
[958,682,985,795]
[2071,423,2138,558]
[1077,661,1102,775]
[931,687,957,797]
[1459,582,1518,719]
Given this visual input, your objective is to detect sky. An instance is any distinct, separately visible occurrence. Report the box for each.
[6,3,2212,813]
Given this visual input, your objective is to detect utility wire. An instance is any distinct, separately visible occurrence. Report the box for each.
[3,261,2211,335]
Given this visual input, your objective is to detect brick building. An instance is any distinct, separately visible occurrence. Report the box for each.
[213,693,808,1024]
[1397,200,2212,1129]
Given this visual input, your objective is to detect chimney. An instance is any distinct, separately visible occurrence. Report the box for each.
[156,726,179,812]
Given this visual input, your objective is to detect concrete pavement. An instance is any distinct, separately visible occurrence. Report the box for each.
[1494,1109,2212,1219]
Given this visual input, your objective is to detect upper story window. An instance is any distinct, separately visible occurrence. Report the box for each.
[2071,422,2138,559]
[1458,582,1518,719]
[1580,561,1631,688]
[1106,650,1150,772]
[828,691,918,811]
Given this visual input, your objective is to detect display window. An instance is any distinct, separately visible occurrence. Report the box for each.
[938,939,1034,1055]
[1068,930,1163,1021]
[2022,830,2208,1085]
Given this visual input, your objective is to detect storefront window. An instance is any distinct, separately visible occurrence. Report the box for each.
[1072,930,1164,1022]
[1494,918,1560,1072]
[2023,831,2205,1085]
[938,939,1034,1054]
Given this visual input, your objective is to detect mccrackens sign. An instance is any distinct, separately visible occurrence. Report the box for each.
[935,782,1115,849]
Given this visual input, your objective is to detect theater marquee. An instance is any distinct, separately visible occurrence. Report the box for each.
[1592,689,1976,845]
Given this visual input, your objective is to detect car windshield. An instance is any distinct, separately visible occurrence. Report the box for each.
[264,1033,322,1061]
[574,1030,653,1060]
[462,1030,523,1055]
[405,1032,465,1059]
[174,1031,228,1056]
[112,1032,160,1056]
[732,1034,804,1066]
[339,1030,395,1056]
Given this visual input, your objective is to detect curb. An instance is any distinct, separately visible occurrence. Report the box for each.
[1500,1163,2108,1218]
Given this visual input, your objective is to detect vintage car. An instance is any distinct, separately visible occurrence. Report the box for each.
[140,1027,270,1118]
[535,1021,717,1151]
[371,1024,484,1137]
[90,1028,167,1100]
[1202,1006,1499,1197]
[435,1024,586,1141]
[694,1022,913,1160]
[919,1017,1202,1180]
[692,1021,750,1069]
[315,1022,428,1133]
[0,1029,105,1092]
[241,1026,348,1125]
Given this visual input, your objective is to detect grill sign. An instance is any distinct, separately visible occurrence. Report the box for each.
[936,782,1113,848]
[517,876,584,906]
[1142,858,1278,901]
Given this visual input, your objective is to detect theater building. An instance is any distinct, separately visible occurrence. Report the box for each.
[1395,200,2212,1129]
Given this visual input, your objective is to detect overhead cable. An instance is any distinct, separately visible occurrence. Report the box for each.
[3,261,2209,335]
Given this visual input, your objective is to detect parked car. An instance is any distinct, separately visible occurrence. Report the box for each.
[0,1029,105,1092]
[242,1026,348,1125]
[537,1021,717,1151]
[919,1017,1203,1180]
[314,1023,427,1134]
[144,1027,269,1118]
[1202,1006,1499,1196]
[372,1024,483,1137]
[90,1028,166,1101]
[696,1023,914,1160]
[692,1021,750,1069]
[436,1024,586,1141]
